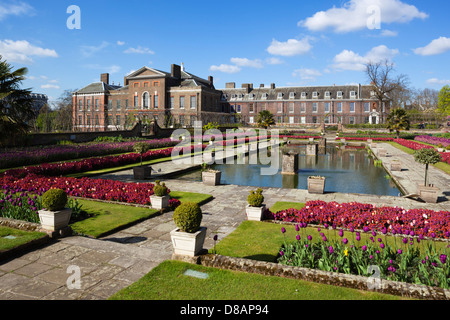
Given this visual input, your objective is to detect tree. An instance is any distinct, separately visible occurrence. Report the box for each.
[438,85,450,116]
[365,60,409,122]
[0,55,35,145]
[414,148,441,187]
[386,108,410,139]
[256,110,275,129]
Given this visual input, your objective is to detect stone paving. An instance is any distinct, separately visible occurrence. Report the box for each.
[0,140,449,300]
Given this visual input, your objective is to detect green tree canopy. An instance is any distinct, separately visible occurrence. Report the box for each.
[256,110,275,129]
[386,108,410,139]
[414,148,442,186]
[438,85,450,116]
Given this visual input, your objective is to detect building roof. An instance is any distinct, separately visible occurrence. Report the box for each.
[74,82,122,94]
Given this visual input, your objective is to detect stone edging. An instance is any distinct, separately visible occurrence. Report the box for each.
[174,253,450,300]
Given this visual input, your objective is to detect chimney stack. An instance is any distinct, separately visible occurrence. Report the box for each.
[226,82,236,89]
[260,84,265,88]
[171,64,181,79]
[270,83,276,89]
[101,73,110,85]
[208,76,214,85]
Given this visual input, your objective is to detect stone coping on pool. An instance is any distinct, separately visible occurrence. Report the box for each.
[172,253,450,301]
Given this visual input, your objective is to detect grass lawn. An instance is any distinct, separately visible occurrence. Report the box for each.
[109,260,404,300]
[0,226,47,252]
[270,201,305,213]
[70,191,212,238]
[213,221,450,263]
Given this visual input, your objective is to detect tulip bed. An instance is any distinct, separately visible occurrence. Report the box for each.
[277,224,450,289]
[415,135,450,148]
[336,137,394,142]
[394,139,450,165]
[0,138,179,169]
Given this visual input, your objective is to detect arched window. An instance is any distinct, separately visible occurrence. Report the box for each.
[143,92,149,109]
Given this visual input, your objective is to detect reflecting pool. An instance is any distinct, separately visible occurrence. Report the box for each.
[174,146,402,197]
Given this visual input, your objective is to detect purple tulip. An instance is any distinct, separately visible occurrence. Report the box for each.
[323,236,327,242]
[380,243,385,249]
[382,228,387,235]
[280,250,284,256]
[213,235,218,242]
[281,227,286,234]
[410,231,415,237]
[339,229,344,237]
[296,234,301,241]
[343,238,348,245]
[397,249,403,255]
[362,245,367,252]
[295,224,300,232]
[372,231,376,237]
[402,238,408,244]
[431,233,436,239]
[329,246,334,254]
[363,226,369,233]
[440,255,447,264]
[377,238,382,242]
[350,227,354,233]
[356,235,361,242]
[369,255,373,259]
[307,235,312,241]
[324,224,328,229]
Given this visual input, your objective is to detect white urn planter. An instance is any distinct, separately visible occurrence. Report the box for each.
[202,170,221,186]
[307,176,326,194]
[170,227,207,257]
[246,204,266,221]
[417,184,439,204]
[38,208,72,232]
[150,195,170,210]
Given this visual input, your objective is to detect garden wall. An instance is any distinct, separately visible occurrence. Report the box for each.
[177,254,450,300]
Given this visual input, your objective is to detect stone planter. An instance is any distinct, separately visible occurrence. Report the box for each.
[417,184,439,203]
[437,148,444,152]
[133,166,151,180]
[377,148,387,157]
[307,176,325,194]
[246,204,266,221]
[150,195,170,210]
[170,227,207,257]
[38,208,72,232]
[390,160,402,172]
[202,170,221,186]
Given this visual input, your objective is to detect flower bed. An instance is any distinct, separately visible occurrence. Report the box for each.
[394,139,450,164]
[336,137,394,142]
[0,138,179,169]
[415,135,450,148]
[269,200,450,239]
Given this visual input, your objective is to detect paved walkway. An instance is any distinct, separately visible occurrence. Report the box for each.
[0,141,449,300]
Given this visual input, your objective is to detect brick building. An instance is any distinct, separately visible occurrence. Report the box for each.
[73,64,390,131]
[72,64,231,131]
[220,83,389,127]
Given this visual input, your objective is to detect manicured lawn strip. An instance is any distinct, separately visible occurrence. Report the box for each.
[0,226,47,252]
[70,199,159,238]
[109,260,403,300]
[168,191,213,206]
[387,142,450,174]
[270,201,306,213]
[213,221,450,263]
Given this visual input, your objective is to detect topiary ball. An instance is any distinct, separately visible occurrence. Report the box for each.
[42,189,68,211]
[173,202,202,233]
[247,188,264,207]
[153,180,168,197]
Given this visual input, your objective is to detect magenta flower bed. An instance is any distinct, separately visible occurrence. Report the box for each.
[415,135,450,147]
[394,139,450,164]
[269,200,450,239]
[336,137,394,141]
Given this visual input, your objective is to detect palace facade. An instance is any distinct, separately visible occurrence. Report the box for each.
[72,64,389,131]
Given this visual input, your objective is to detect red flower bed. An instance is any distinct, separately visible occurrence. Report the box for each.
[336,137,394,141]
[269,200,450,239]
[394,139,450,164]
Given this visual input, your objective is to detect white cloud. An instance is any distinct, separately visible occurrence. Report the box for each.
[209,64,241,74]
[299,0,428,33]
[117,41,125,46]
[230,57,263,69]
[380,29,398,37]
[414,37,450,56]
[266,37,313,56]
[426,78,450,85]
[292,68,323,81]
[80,41,109,57]
[41,84,60,90]
[0,1,34,20]
[332,45,399,71]
[124,46,155,54]
[265,57,284,65]
[0,39,58,64]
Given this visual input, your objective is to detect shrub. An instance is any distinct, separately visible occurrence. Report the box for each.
[42,188,68,211]
[173,202,203,233]
[153,180,168,197]
[247,188,264,207]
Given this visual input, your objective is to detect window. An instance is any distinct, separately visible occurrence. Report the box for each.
[277,93,283,100]
[86,100,91,111]
[154,95,159,109]
[249,103,254,113]
[95,115,99,126]
[337,91,343,99]
[153,81,160,87]
[190,116,196,127]
[107,100,112,111]
[289,116,294,124]
[117,100,121,110]
[324,116,330,124]
[95,99,99,111]
[350,91,357,98]
[180,115,185,126]
[170,97,174,109]
[190,96,196,109]
[86,115,91,126]
[236,105,241,113]
[125,99,129,109]
[325,91,331,98]
[116,115,121,126]
[312,92,319,99]
[277,103,283,113]
[78,115,82,126]
[78,100,83,111]
[349,117,355,125]
[248,94,254,100]
[300,116,306,124]
[133,82,139,88]
[301,92,307,99]
[337,102,342,113]
[289,103,294,113]
[364,102,370,112]
[312,103,318,113]
[350,102,355,113]
[300,103,306,113]
[324,102,330,113]
[143,82,149,88]
[312,116,318,124]
[180,96,185,109]
[277,116,283,123]
[134,95,139,108]
[289,92,295,99]
[262,93,268,100]
[143,92,149,109]
[249,116,254,124]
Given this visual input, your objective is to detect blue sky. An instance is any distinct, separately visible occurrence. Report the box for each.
[0,0,449,103]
